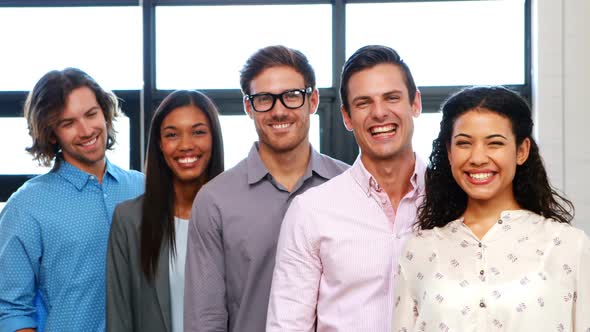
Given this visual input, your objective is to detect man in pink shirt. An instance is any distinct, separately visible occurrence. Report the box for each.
[266,45,425,331]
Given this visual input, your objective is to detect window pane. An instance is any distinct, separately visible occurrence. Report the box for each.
[0,116,130,174]
[346,0,525,86]
[0,7,142,91]
[219,114,320,169]
[156,5,332,90]
[414,112,442,163]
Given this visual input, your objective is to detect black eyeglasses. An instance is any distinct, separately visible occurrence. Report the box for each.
[245,87,313,112]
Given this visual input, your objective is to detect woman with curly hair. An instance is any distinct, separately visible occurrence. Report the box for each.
[393,86,589,331]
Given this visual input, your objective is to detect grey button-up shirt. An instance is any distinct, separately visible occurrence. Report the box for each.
[184,143,349,332]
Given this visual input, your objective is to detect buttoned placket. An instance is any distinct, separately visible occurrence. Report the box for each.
[368,177,397,233]
[474,216,506,330]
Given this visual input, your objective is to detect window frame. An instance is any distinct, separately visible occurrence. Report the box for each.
[0,0,531,202]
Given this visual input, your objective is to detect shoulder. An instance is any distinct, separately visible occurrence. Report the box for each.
[207,158,247,189]
[545,218,590,245]
[195,159,248,202]
[1,172,57,210]
[114,195,144,220]
[110,195,144,236]
[111,164,145,185]
[302,168,352,200]
[316,153,350,176]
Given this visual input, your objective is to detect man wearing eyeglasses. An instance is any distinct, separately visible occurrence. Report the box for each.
[183,45,349,332]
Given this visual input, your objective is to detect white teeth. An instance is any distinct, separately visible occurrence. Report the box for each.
[470,172,493,180]
[82,137,97,146]
[371,124,396,134]
[178,157,198,164]
[272,123,291,129]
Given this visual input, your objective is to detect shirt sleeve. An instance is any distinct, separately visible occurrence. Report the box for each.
[574,233,590,331]
[392,247,417,332]
[106,204,133,332]
[266,196,322,332]
[0,200,41,332]
[184,189,228,332]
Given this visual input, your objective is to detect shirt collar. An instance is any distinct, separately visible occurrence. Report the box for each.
[444,209,538,242]
[246,142,330,185]
[54,158,118,190]
[350,153,426,196]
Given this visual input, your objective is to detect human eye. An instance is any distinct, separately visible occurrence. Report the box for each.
[354,99,370,109]
[60,120,73,128]
[489,140,505,147]
[254,94,273,104]
[386,94,401,102]
[193,129,208,136]
[283,90,302,101]
[163,132,177,139]
[454,140,471,147]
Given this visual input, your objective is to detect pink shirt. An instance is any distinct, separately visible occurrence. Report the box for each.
[266,156,426,332]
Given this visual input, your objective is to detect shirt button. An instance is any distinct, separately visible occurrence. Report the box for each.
[478,242,482,248]
[498,219,503,224]
[480,270,485,275]
[480,301,486,308]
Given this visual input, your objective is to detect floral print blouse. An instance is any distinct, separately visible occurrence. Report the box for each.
[393,210,590,332]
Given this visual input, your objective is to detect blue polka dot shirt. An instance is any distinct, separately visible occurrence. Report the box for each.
[0,159,144,331]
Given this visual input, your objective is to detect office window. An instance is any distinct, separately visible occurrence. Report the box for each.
[413,112,443,162]
[346,0,525,86]
[0,116,130,175]
[0,7,142,91]
[219,114,320,169]
[156,4,332,90]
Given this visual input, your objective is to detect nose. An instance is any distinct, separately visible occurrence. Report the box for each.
[178,133,195,151]
[469,143,488,166]
[78,119,93,138]
[371,101,389,121]
[269,98,289,119]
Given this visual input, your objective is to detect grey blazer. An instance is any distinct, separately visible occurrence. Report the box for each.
[106,195,172,332]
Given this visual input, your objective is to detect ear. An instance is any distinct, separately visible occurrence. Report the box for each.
[516,137,531,165]
[340,105,353,132]
[411,89,422,118]
[308,88,319,115]
[243,97,254,119]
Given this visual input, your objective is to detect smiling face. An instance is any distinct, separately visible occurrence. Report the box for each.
[341,63,421,166]
[52,86,108,175]
[244,65,318,155]
[448,109,530,207]
[160,105,213,185]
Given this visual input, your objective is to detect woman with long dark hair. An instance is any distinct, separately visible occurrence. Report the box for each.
[106,90,224,332]
[393,86,589,331]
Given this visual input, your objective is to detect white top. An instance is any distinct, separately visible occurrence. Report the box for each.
[393,210,590,332]
[267,157,425,332]
[169,217,189,332]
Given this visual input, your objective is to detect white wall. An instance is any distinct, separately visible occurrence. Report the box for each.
[533,0,590,233]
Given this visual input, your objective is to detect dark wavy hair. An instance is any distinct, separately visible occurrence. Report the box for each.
[140,90,224,281]
[418,86,573,230]
[340,45,417,115]
[239,45,316,95]
[24,67,119,168]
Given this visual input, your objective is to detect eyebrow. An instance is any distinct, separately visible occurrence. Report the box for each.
[453,133,508,140]
[57,106,100,124]
[351,89,403,104]
[162,122,208,131]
